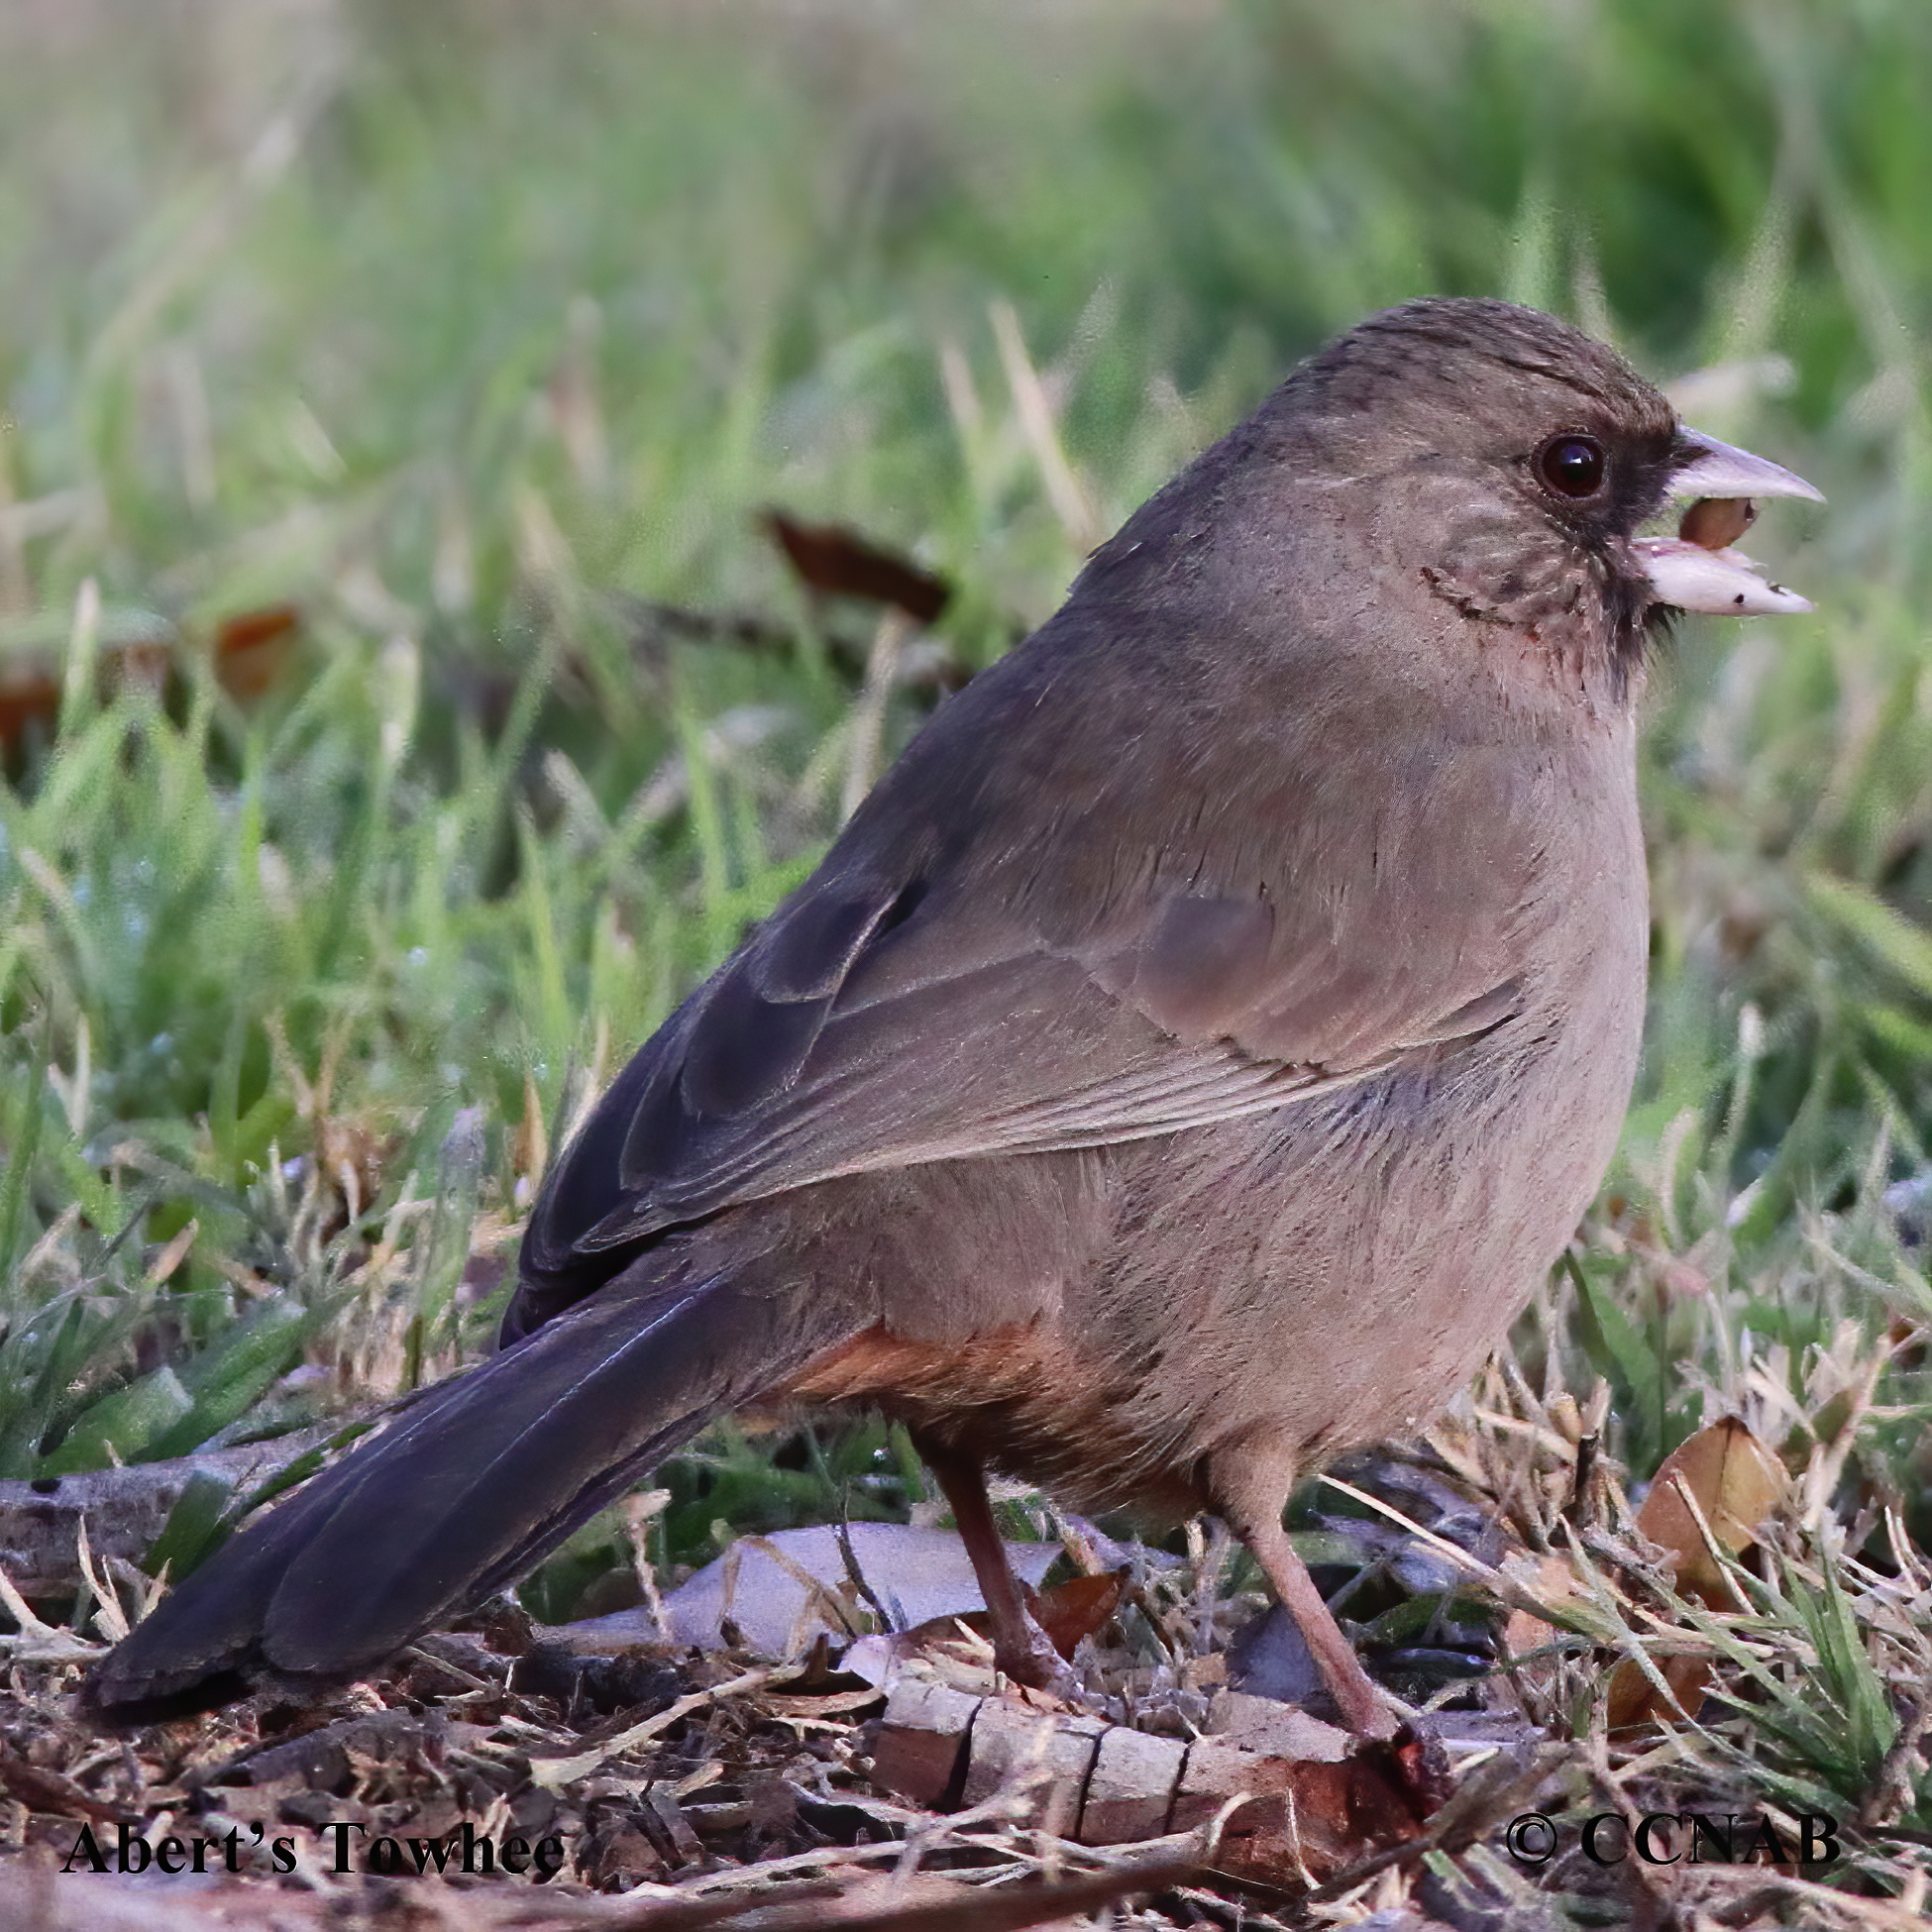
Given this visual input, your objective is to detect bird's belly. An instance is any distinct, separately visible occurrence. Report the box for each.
[778,934,1645,1518]
[1091,973,1646,1475]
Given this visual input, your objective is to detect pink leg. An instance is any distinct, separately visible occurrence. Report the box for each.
[916,1436,1072,1692]
[1214,1446,1397,1740]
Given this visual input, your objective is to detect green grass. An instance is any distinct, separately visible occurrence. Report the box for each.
[1,0,1929,1904]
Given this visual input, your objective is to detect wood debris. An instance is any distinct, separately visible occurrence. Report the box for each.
[864,1671,1438,1887]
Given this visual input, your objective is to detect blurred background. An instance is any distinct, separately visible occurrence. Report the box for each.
[0,0,1927,1605]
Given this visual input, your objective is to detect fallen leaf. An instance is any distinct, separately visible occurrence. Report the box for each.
[0,602,303,757]
[563,1522,1059,1660]
[761,509,952,624]
[1637,1416,1786,1606]
[1498,1552,1584,1679]
[881,1566,1128,1678]
[211,601,302,699]
[1608,1417,1785,1729]
[1030,1567,1127,1658]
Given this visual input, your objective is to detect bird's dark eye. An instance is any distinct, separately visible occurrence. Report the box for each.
[1535,434,1607,499]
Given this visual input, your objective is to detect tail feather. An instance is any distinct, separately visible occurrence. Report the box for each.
[84,1264,863,1722]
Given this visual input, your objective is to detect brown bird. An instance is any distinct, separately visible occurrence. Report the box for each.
[87,299,1819,1735]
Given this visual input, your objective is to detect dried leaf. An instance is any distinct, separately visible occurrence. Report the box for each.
[1030,1566,1128,1658]
[1497,1553,1581,1673]
[879,1566,1127,1677]
[211,602,301,699]
[1638,1416,1785,1606]
[761,509,951,624]
[0,603,302,756]
[1607,1417,1784,1729]
[572,1523,1059,1659]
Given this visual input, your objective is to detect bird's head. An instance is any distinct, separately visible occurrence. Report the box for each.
[1272,297,1822,702]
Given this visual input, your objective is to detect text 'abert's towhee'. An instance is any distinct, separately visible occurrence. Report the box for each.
[88,299,1820,1736]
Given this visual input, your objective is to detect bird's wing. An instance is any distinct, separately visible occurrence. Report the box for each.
[514,542,1580,1323]
[520,806,1536,1295]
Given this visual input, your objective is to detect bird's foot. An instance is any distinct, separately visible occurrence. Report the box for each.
[1360,1719,1454,1823]
[991,1600,1085,1703]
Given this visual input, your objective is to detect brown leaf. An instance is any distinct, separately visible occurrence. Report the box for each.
[0,603,302,759]
[1606,1649,1714,1732]
[211,601,302,700]
[0,665,61,751]
[1607,1417,1784,1730]
[898,1566,1126,1669]
[1030,1567,1127,1659]
[1637,1417,1785,1606]
[761,509,951,624]
[1497,1553,1580,1684]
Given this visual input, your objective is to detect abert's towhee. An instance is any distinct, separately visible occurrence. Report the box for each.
[88,299,1820,1734]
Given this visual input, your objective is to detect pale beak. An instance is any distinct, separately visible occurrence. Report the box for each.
[1633,427,1823,616]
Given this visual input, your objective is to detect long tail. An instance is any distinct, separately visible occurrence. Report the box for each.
[85,1263,864,1722]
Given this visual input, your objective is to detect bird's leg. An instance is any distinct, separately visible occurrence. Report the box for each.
[913,1434,1074,1693]
[1230,1506,1399,1739]
[1213,1446,1401,1739]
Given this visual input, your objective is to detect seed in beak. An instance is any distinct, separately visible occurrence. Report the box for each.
[1678,496,1757,550]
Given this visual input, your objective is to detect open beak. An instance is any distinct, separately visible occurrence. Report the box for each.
[1633,428,1823,616]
